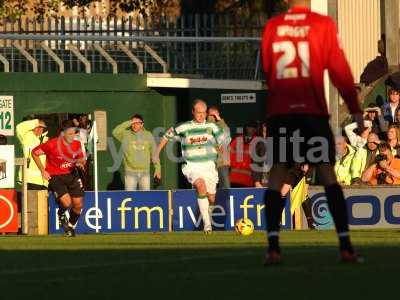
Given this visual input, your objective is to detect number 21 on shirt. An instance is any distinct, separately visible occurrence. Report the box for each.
[273,41,310,79]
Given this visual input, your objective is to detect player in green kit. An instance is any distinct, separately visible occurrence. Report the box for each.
[154,99,229,234]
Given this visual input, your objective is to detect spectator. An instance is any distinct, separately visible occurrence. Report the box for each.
[230,122,257,187]
[344,119,372,149]
[363,103,388,135]
[0,134,7,145]
[16,118,48,190]
[207,106,231,188]
[252,122,271,187]
[381,87,400,124]
[112,114,160,191]
[386,125,400,157]
[334,136,357,185]
[362,142,400,185]
[351,133,381,184]
[73,114,92,147]
[359,37,388,86]
[394,109,400,127]
[341,86,364,127]
[72,115,93,190]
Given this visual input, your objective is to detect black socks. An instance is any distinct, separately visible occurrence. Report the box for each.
[265,190,283,252]
[325,184,353,253]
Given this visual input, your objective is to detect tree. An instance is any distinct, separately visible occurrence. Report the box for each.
[211,0,287,35]
[181,0,287,17]
[0,0,286,20]
[0,0,28,20]
[0,0,180,19]
[32,0,62,19]
[62,0,176,16]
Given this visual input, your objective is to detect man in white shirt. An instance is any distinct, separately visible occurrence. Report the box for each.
[381,87,400,124]
[344,120,372,150]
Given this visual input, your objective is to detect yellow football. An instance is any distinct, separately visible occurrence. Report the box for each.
[235,218,254,236]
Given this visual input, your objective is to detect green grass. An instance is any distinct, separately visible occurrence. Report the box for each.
[1,230,399,300]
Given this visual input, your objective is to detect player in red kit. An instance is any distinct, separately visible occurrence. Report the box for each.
[32,120,86,237]
[261,0,364,264]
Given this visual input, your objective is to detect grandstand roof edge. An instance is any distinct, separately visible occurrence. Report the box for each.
[146,76,265,91]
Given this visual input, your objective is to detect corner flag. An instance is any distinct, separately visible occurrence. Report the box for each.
[290,176,308,216]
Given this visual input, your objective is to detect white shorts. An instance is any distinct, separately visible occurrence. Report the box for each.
[182,161,219,194]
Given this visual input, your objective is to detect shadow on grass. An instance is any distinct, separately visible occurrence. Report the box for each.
[0,244,399,300]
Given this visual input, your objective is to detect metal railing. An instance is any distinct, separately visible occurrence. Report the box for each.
[0,34,263,80]
[0,14,266,38]
[0,14,266,79]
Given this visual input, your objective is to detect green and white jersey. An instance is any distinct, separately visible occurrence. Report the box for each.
[164,120,227,162]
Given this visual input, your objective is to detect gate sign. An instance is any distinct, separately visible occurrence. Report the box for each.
[0,96,14,136]
[0,190,18,233]
[49,191,169,234]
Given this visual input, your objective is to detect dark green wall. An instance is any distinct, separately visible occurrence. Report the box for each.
[2,73,266,190]
[364,80,387,107]
[181,88,267,133]
[157,87,267,189]
[0,73,178,191]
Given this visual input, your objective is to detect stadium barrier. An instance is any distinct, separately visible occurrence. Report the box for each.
[0,189,18,233]
[48,188,292,234]
[26,190,48,235]
[305,186,400,229]
[15,186,400,235]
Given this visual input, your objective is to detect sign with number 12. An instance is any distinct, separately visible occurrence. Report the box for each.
[0,96,14,136]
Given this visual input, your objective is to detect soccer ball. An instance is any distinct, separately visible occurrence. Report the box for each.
[235,218,254,236]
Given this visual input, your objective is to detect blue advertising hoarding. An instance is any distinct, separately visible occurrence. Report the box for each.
[309,192,334,229]
[49,191,169,234]
[308,188,400,229]
[48,188,292,233]
[48,187,400,233]
[172,188,292,231]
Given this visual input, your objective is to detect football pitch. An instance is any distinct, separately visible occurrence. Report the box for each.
[1,230,399,300]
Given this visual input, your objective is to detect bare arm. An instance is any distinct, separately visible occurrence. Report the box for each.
[76,157,87,170]
[361,164,376,183]
[149,134,161,177]
[384,165,400,179]
[344,122,365,148]
[254,181,264,188]
[31,150,51,180]
[153,138,169,179]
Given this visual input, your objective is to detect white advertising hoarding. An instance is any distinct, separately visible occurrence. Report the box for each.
[0,145,15,188]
